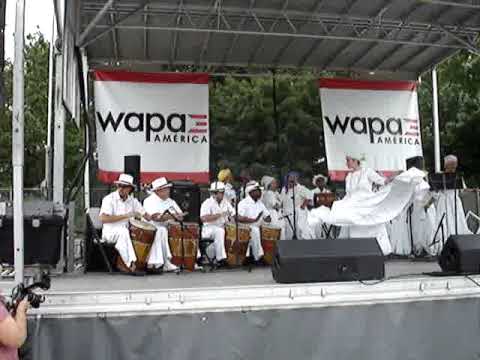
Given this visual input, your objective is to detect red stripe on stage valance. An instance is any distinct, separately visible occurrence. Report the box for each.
[329,170,398,182]
[318,78,417,91]
[93,70,209,84]
[98,170,210,184]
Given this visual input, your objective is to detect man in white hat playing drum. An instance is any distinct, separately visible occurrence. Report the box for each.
[143,177,186,272]
[237,181,272,262]
[200,181,235,265]
[99,173,165,274]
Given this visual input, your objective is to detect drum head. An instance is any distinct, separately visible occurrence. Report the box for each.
[129,218,157,231]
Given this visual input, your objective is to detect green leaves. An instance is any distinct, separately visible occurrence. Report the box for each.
[210,72,323,180]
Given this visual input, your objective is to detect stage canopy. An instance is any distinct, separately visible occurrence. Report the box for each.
[77,0,480,79]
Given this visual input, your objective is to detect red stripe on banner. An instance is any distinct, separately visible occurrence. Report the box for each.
[409,125,419,130]
[404,118,418,122]
[98,170,210,184]
[93,70,209,84]
[195,121,208,126]
[318,78,417,91]
[405,132,420,136]
[329,170,398,182]
[189,114,208,119]
[189,129,208,133]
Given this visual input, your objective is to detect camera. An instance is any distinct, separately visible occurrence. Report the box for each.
[7,271,51,313]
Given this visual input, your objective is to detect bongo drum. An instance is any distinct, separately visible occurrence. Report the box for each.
[224,223,251,266]
[168,222,199,271]
[261,225,281,265]
[116,218,156,272]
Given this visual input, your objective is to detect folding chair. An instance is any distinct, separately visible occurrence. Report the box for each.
[86,207,116,273]
[198,224,217,271]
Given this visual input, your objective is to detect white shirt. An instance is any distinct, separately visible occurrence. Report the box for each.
[224,183,237,204]
[238,196,270,226]
[143,194,182,224]
[262,190,282,211]
[100,191,145,232]
[200,196,236,227]
[280,184,313,211]
[345,167,385,196]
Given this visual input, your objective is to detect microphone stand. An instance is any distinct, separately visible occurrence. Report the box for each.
[235,189,240,266]
[291,181,298,240]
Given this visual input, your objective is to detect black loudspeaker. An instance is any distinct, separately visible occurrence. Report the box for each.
[272,238,385,283]
[406,156,424,170]
[438,235,480,274]
[170,181,201,223]
[124,155,141,188]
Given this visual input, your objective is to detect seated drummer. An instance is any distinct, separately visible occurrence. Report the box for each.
[99,173,164,275]
[143,177,185,272]
[142,177,182,272]
[237,181,271,263]
[312,174,331,194]
[200,181,235,266]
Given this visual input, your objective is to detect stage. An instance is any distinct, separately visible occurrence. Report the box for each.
[9,258,480,360]
[45,259,440,292]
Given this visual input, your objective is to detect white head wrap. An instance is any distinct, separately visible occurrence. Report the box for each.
[261,176,275,190]
[245,181,262,195]
[312,174,328,186]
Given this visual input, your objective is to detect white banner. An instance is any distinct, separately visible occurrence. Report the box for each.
[319,78,423,181]
[94,71,210,184]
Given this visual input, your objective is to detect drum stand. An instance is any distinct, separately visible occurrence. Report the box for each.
[176,219,186,275]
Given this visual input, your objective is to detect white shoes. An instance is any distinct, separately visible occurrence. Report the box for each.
[164,261,179,272]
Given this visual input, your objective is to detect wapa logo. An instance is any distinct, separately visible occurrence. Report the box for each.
[324,115,420,145]
[96,111,208,144]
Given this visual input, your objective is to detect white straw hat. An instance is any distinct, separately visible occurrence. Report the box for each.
[114,174,136,189]
[151,177,172,191]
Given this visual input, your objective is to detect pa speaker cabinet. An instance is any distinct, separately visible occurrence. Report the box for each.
[406,156,424,170]
[171,181,201,223]
[124,155,141,188]
[439,235,480,274]
[272,238,385,283]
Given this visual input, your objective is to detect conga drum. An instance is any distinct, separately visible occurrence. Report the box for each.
[224,223,251,266]
[261,225,281,265]
[314,192,336,208]
[116,219,156,272]
[168,222,199,271]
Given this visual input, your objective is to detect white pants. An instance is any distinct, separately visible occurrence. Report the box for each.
[202,225,227,261]
[103,226,166,267]
[341,224,392,256]
[247,226,264,260]
[284,208,315,240]
[150,225,172,266]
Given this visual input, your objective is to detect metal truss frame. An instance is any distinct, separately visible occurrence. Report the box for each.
[79,1,480,60]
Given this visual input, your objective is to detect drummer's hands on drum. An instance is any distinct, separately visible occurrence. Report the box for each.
[128,211,143,220]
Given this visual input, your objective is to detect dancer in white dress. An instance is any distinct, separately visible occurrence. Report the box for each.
[340,155,393,255]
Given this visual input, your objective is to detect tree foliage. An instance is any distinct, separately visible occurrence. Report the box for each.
[0,30,479,189]
[0,32,82,189]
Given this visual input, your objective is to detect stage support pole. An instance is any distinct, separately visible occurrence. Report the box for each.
[12,0,26,285]
[432,67,441,173]
[53,50,65,205]
[45,16,55,200]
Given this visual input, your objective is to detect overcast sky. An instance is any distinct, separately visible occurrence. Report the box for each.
[4,0,54,60]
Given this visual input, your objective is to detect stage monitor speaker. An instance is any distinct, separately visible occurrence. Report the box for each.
[438,235,480,274]
[272,238,384,283]
[124,155,141,188]
[170,181,201,223]
[406,156,424,170]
